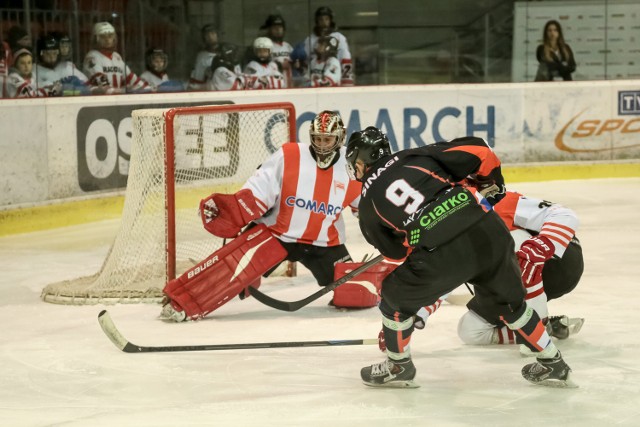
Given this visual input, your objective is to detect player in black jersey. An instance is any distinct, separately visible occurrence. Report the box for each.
[345,127,575,389]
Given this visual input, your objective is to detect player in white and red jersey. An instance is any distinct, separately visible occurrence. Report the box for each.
[307,36,341,87]
[187,24,219,91]
[160,111,363,322]
[261,14,294,87]
[302,6,354,86]
[7,48,57,97]
[378,189,585,354]
[244,37,286,89]
[83,22,150,94]
[206,43,246,91]
[457,190,585,346]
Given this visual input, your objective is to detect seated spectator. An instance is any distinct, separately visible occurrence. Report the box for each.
[34,34,61,93]
[290,41,308,88]
[243,37,286,89]
[8,48,59,97]
[7,25,32,56]
[0,37,13,98]
[302,7,353,86]
[261,14,293,87]
[307,36,341,87]
[140,47,184,92]
[51,33,90,95]
[206,43,246,91]
[188,24,219,91]
[83,22,150,94]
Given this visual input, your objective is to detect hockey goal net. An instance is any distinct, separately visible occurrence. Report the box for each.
[42,102,296,305]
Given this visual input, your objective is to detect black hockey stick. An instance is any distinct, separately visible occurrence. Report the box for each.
[98,310,376,353]
[248,254,384,312]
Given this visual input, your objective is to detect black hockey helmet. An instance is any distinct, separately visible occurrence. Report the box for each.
[36,34,60,67]
[261,14,286,30]
[345,127,392,181]
[212,43,239,71]
[314,6,336,31]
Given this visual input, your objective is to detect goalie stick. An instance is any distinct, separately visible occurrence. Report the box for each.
[248,254,384,312]
[98,310,376,353]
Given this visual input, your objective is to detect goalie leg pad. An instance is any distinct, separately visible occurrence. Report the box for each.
[163,224,287,319]
[332,262,397,308]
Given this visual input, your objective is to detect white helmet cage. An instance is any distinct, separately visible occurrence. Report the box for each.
[253,36,273,62]
[309,110,346,167]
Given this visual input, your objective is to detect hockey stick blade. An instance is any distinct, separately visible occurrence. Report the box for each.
[248,254,384,312]
[98,310,377,353]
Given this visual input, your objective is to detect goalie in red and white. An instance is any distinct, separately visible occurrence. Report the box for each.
[161,110,367,321]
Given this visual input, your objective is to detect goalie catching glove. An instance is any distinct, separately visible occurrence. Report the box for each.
[200,189,262,238]
[517,235,555,287]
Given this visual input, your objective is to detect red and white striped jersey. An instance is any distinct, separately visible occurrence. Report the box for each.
[308,56,341,87]
[83,49,149,93]
[494,191,579,257]
[243,142,362,247]
[243,60,286,89]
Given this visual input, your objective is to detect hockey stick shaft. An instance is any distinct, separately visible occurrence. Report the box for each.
[248,254,385,312]
[98,310,377,353]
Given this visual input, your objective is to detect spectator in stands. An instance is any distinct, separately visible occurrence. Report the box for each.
[0,36,13,98]
[188,24,219,91]
[535,20,576,81]
[140,47,184,92]
[34,34,61,94]
[83,22,150,94]
[50,33,90,95]
[290,41,308,88]
[243,37,286,89]
[7,25,32,55]
[302,6,353,86]
[307,36,341,87]
[7,48,59,97]
[261,14,293,87]
[206,43,246,91]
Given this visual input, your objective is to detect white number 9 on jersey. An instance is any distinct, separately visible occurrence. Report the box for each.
[385,179,425,214]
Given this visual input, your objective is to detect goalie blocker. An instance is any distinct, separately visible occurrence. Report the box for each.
[163,223,287,320]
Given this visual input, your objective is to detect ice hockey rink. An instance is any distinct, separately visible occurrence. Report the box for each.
[1,177,639,427]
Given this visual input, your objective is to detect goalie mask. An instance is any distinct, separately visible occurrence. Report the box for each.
[309,110,345,169]
[345,127,392,181]
[253,37,273,64]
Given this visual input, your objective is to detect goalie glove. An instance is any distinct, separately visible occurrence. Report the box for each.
[516,235,555,287]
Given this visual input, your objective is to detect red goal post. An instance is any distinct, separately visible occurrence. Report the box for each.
[42,102,297,305]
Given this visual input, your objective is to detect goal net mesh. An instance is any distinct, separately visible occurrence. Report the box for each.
[41,103,295,305]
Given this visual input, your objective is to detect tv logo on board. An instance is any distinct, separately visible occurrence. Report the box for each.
[618,91,640,115]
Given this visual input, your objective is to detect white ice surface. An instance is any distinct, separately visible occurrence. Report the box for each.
[1,178,639,427]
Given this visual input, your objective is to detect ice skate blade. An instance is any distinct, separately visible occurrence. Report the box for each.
[362,380,420,389]
[526,372,578,389]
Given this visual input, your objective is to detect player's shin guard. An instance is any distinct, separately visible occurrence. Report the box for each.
[162,224,287,320]
[379,301,415,360]
[500,303,558,359]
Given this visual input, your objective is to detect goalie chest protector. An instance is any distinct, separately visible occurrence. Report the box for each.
[332,262,397,308]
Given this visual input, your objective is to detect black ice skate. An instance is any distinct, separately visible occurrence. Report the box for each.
[548,315,584,339]
[361,358,419,388]
[521,351,577,388]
